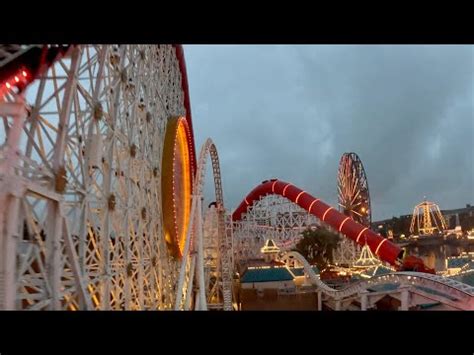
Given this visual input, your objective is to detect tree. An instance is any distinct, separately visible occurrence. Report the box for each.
[294,227,341,271]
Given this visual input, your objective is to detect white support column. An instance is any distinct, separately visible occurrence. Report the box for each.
[62,219,92,310]
[317,291,322,311]
[46,203,63,310]
[194,281,200,311]
[400,287,410,311]
[123,205,131,310]
[184,256,196,310]
[47,47,81,310]
[360,291,368,311]
[196,197,207,310]
[335,299,341,311]
[175,194,198,309]
[0,95,27,310]
[137,214,145,310]
[1,196,20,309]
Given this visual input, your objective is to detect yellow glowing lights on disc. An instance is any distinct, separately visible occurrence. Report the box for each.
[161,117,192,259]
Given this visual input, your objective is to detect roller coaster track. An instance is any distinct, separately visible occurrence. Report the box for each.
[233,179,403,266]
[175,138,233,310]
[233,179,474,309]
[284,251,474,310]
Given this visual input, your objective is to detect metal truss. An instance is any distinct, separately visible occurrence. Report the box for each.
[332,238,362,266]
[233,194,319,263]
[0,45,187,310]
[175,138,233,310]
[282,251,474,310]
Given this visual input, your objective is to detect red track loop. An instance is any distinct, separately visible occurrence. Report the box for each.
[232,179,403,266]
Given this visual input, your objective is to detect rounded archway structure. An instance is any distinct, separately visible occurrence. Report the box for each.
[232,179,403,266]
[161,116,194,258]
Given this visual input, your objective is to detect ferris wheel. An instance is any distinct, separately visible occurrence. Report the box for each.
[337,152,372,227]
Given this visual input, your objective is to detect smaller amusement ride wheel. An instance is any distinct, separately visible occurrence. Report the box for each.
[337,152,372,227]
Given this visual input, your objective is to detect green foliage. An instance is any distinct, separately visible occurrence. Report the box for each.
[294,227,341,270]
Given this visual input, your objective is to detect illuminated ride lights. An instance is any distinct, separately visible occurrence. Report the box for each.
[0,45,72,99]
[161,116,194,258]
[410,199,447,235]
[337,152,372,227]
[0,68,29,98]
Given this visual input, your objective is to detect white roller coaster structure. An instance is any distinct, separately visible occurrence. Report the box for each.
[174,138,233,310]
[1,44,473,311]
[0,45,231,310]
[282,251,474,310]
[233,194,319,263]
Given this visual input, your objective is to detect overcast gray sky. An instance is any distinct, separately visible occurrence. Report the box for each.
[184,45,474,221]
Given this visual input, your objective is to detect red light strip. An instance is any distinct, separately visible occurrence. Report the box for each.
[282,183,292,197]
[356,227,369,243]
[295,191,306,204]
[308,199,320,213]
[375,238,388,256]
[271,180,278,193]
[322,207,334,221]
[338,217,350,232]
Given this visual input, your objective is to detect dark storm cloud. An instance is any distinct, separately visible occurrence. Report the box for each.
[184,45,474,221]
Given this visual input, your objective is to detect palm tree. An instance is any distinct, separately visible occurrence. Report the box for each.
[294,227,340,270]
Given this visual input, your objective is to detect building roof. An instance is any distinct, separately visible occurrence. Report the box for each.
[367,283,400,293]
[451,270,474,287]
[360,265,393,278]
[241,267,294,283]
[415,285,458,301]
[441,205,474,215]
[447,256,472,269]
[418,302,442,309]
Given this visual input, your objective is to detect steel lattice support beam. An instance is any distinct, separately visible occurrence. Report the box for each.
[0,45,193,310]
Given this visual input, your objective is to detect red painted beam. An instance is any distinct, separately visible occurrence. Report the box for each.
[174,45,197,180]
[232,179,403,266]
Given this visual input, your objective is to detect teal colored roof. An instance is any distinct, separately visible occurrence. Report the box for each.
[367,283,400,293]
[361,265,392,278]
[241,267,294,283]
[289,266,320,277]
[419,302,441,309]
[447,257,471,269]
[453,272,474,287]
[415,285,458,301]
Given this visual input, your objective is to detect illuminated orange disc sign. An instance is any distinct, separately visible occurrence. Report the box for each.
[161,117,193,258]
